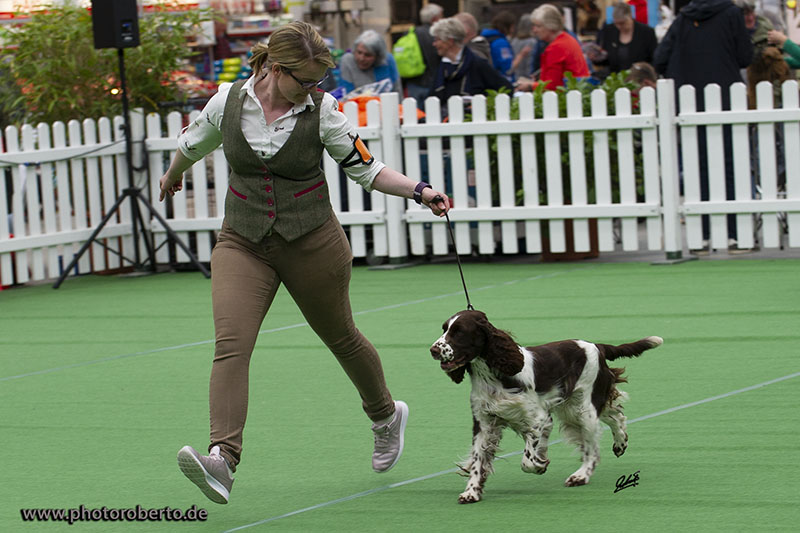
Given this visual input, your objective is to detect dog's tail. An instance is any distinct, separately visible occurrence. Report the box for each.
[599,336,663,361]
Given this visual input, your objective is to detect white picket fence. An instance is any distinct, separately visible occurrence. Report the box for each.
[1,79,799,286]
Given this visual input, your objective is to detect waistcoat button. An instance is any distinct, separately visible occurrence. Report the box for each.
[265,185,273,193]
[267,198,274,206]
[267,211,275,219]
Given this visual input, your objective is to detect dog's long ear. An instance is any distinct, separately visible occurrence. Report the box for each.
[482,321,525,376]
[446,366,467,384]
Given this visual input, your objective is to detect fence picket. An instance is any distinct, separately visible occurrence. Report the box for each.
[448,95,471,255]
[567,91,589,252]
[496,94,518,253]
[37,122,59,278]
[81,119,107,271]
[784,81,800,247]
[615,89,638,250]
[730,84,754,249]
[679,85,703,250]
[164,113,189,263]
[113,116,135,268]
[22,125,45,280]
[342,101,367,257]
[423,96,448,255]
[639,86,662,250]
[366,99,387,259]
[756,82,780,248]
[471,95,494,254]
[518,93,541,253]
[543,91,565,252]
[98,118,120,270]
[591,90,614,251]
[704,84,729,250]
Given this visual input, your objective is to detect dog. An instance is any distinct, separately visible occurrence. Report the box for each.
[429,309,662,504]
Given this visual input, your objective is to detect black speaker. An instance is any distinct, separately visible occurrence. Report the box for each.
[91,0,140,49]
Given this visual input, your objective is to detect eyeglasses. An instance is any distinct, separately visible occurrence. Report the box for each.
[283,68,328,90]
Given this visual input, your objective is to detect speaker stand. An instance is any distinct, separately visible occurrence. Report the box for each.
[53,48,210,289]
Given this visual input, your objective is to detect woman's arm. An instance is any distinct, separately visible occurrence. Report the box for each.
[371,167,450,216]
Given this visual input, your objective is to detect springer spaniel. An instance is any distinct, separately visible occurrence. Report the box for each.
[429,310,662,504]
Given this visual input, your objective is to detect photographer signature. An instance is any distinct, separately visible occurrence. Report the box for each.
[614,470,640,493]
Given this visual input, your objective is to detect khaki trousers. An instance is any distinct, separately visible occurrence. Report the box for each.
[208,215,394,469]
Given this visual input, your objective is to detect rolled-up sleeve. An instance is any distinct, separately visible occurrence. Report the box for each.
[177,85,228,162]
[319,93,385,191]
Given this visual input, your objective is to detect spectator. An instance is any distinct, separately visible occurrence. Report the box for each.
[339,30,401,95]
[510,15,537,81]
[653,0,753,253]
[591,2,657,78]
[454,12,491,61]
[428,17,513,105]
[212,15,234,60]
[733,0,772,54]
[403,3,444,107]
[518,4,590,91]
[627,0,649,25]
[480,10,517,81]
[767,29,800,69]
[626,61,658,101]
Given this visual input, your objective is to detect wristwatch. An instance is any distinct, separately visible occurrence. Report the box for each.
[414,181,432,205]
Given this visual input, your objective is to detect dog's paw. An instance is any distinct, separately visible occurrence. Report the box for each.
[613,443,627,457]
[521,457,549,474]
[565,474,589,487]
[458,489,482,504]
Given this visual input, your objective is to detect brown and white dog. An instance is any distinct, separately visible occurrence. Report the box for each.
[429,309,662,504]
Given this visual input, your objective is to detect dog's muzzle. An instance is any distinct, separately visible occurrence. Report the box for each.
[430,339,463,371]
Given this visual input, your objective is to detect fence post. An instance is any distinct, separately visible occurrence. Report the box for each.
[379,92,409,262]
[656,79,684,260]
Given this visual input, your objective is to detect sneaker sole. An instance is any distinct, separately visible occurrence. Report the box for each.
[376,400,409,473]
[177,446,230,504]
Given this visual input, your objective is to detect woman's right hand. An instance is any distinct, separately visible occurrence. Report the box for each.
[159,173,184,201]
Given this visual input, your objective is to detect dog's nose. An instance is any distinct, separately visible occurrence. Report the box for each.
[430,345,441,360]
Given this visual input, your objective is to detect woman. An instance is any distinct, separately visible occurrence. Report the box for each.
[160,21,449,505]
[592,2,657,78]
[339,29,402,94]
[429,17,514,104]
[519,4,590,90]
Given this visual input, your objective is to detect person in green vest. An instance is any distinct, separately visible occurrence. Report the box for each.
[159,21,449,505]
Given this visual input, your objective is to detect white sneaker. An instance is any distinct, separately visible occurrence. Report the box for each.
[371,401,409,473]
[177,445,234,504]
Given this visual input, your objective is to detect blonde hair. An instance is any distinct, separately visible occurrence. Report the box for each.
[248,21,335,74]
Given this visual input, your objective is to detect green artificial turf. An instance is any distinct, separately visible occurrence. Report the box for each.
[1,259,798,532]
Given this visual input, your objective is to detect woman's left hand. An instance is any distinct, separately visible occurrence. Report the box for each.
[421,188,451,216]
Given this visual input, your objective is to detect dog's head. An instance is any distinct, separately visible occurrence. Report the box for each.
[430,309,524,384]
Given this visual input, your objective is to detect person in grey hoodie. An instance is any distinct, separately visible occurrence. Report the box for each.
[653,0,753,252]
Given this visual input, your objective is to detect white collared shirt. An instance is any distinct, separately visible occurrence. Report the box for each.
[177,76,384,190]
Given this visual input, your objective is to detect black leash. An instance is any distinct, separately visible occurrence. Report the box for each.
[434,195,474,311]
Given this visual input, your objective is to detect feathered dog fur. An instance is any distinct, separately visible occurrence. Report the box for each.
[429,310,662,504]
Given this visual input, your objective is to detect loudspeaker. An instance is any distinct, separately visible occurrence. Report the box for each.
[91,0,140,49]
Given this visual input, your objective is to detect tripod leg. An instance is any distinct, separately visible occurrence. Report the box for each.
[135,191,211,278]
[53,191,131,289]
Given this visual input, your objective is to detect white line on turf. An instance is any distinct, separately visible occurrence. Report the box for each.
[222,370,800,532]
[0,269,577,382]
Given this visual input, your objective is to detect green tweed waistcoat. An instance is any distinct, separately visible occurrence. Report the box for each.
[221,79,332,243]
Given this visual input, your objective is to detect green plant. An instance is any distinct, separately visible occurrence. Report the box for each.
[474,72,643,207]
[0,1,212,127]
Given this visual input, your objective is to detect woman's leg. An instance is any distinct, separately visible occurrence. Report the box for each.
[209,228,281,469]
[270,217,395,422]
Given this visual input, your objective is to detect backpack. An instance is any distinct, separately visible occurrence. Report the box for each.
[393,27,426,78]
